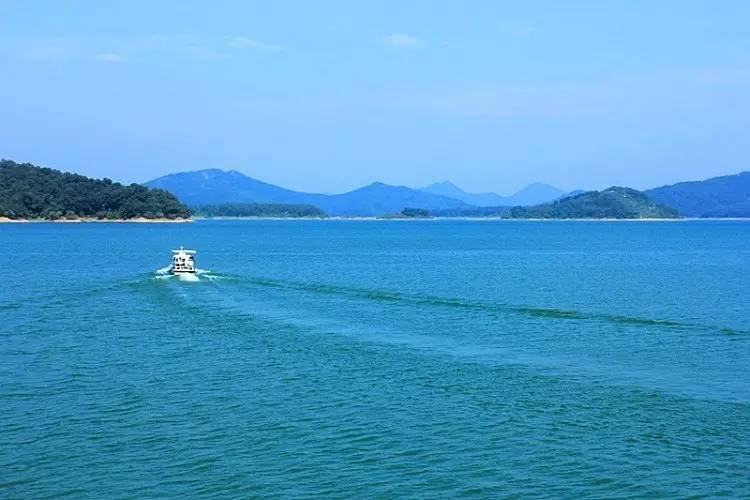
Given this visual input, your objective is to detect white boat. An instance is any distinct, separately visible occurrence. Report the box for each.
[170,247,196,274]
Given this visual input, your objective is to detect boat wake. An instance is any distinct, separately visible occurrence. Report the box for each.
[152,267,223,282]
[239,276,746,336]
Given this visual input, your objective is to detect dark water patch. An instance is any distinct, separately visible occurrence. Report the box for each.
[720,327,742,336]
[515,307,582,320]
[515,306,688,328]
[0,301,23,311]
[246,277,489,311]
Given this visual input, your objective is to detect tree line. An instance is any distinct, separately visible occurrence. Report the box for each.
[192,202,327,218]
[504,187,679,219]
[0,160,190,219]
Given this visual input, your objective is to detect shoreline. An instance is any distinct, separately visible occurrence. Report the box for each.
[4,216,748,223]
[192,216,326,221]
[0,217,193,224]
[194,216,750,222]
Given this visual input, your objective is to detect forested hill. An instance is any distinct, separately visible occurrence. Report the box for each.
[646,171,750,217]
[0,160,190,220]
[504,187,679,219]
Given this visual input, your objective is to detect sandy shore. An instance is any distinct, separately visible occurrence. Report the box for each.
[0,217,192,223]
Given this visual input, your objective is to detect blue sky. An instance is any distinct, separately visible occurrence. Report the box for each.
[1,1,749,194]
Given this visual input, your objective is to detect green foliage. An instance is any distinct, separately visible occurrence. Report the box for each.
[434,187,682,218]
[378,207,434,219]
[192,202,326,218]
[0,160,190,220]
[400,207,431,218]
[505,187,679,219]
[431,206,511,217]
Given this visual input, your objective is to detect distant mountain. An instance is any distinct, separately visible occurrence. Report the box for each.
[145,169,304,206]
[316,182,469,216]
[700,199,750,218]
[505,187,679,219]
[507,183,568,206]
[420,181,566,206]
[146,169,468,216]
[420,181,509,206]
[646,171,750,217]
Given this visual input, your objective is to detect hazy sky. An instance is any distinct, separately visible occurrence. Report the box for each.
[1,1,749,194]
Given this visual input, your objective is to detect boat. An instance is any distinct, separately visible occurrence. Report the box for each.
[170,247,196,274]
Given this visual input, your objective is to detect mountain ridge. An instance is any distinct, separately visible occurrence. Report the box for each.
[420,180,567,206]
[146,169,469,216]
[646,171,750,217]
[144,167,750,218]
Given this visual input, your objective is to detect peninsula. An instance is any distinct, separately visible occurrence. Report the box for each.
[0,160,190,222]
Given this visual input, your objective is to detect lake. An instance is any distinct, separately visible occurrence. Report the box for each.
[1,220,748,498]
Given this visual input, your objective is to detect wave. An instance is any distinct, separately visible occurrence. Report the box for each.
[514,306,686,328]
[121,273,750,405]
[9,269,739,337]
[240,276,744,335]
[150,267,228,282]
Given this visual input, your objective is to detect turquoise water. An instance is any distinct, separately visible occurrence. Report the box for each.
[1,220,748,498]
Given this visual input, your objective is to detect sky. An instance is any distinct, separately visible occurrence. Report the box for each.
[1,1,749,195]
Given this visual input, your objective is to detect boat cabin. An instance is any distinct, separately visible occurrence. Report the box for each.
[171,247,196,274]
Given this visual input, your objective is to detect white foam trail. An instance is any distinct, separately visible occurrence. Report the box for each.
[151,267,224,282]
[196,268,225,280]
[152,266,174,280]
[176,273,200,282]
[154,266,171,275]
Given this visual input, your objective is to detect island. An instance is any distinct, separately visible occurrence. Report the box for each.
[431,187,679,219]
[377,207,434,219]
[504,187,679,219]
[0,160,190,222]
[192,202,327,218]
